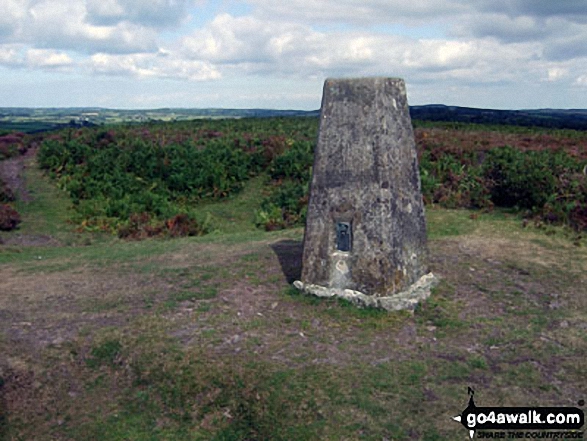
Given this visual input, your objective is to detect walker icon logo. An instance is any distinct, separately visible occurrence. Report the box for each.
[452,388,585,439]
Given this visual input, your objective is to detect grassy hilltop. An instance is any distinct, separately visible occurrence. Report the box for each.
[0,117,586,440]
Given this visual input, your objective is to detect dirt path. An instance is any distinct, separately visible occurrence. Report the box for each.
[0,147,37,203]
[0,147,63,247]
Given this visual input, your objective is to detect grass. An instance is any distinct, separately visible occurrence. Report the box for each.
[196,175,267,233]
[0,153,586,440]
[426,207,478,238]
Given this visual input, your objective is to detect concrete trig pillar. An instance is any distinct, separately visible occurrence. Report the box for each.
[294,77,437,310]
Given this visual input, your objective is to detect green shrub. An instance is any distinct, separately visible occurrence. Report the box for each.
[255,203,287,231]
[257,140,314,230]
[484,147,557,210]
[257,180,309,230]
[481,146,587,229]
[37,121,266,235]
[419,151,491,209]
[269,140,314,182]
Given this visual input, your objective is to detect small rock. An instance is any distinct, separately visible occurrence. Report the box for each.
[560,320,569,328]
[271,302,278,310]
[227,335,240,344]
[52,337,65,346]
[426,326,436,332]
[469,267,475,272]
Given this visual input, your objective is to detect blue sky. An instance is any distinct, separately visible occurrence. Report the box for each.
[1,0,587,110]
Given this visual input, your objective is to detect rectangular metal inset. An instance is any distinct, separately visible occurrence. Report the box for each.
[336,222,351,252]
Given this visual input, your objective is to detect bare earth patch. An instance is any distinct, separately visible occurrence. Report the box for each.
[0,148,35,203]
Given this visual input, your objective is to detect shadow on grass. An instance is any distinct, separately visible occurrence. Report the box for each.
[270,239,303,284]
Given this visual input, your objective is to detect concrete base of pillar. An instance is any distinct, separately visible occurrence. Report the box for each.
[293,272,438,311]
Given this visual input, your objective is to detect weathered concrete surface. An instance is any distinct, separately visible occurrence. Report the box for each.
[297,77,436,309]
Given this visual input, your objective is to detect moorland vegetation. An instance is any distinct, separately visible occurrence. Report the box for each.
[22,117,587,237]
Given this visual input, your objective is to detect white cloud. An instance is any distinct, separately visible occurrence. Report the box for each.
[248,0,467,25]
[0,0,586,108]
[90,53,156,77]
[546,67,569,81]
[451,13,558,42]
[25,0,159,54]
[89,52,221,81]
[85,0,192,28]
[0,45,22,66]
[245,1,587,64]
[476,0,587,21]
[0,0,27,39]
[177,13,545,85]
[0,0,160,54]
[575,75,587,87]
[26,49,73,68]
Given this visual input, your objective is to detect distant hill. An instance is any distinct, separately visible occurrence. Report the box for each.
[408,105,587,130]
[2,105,587,133]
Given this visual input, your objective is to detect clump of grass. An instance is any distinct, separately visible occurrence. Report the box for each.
[170,287,217,302]
[86,339,122,368]
[414,282,466,335]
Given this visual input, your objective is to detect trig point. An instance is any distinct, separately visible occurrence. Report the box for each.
[294,77,437,311]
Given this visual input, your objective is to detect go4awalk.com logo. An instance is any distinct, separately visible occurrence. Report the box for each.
[452,388,585,439]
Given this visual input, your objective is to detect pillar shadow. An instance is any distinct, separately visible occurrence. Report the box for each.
[269,239,303,284]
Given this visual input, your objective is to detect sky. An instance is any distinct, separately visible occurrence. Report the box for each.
[1,0,587,110]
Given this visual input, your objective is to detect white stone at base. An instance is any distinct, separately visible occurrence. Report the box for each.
[293,272,438,311]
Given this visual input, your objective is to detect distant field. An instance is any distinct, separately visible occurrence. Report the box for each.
[0,107,320,133]
[3,104,587,133]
